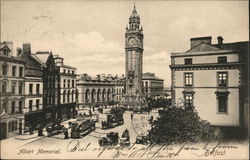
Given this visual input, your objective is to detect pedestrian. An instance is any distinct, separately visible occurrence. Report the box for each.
[37,126,43,136]
[64,128,69,139]
[89,110,92,117]
[131,113,133,120]
[29,127,33,135]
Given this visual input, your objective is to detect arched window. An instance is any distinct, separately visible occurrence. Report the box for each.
[102,89,106,101]
[97,89,101,101]
[85,89,90,102]
[91,89,96,102]
[107,89,111,101]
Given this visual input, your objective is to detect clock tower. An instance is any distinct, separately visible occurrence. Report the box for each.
[120,5,147,109]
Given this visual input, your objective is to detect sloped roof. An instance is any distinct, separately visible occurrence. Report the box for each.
[31,52,50,67]
[186,42,222,53]
[0,45,11,52]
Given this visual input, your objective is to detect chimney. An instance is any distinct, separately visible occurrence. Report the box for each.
[22,43,31,55]
[217,36,223,45]
[16,47,22,56]
[190,36,212,49]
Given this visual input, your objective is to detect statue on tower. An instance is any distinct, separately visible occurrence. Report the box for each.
[119,5,148,110]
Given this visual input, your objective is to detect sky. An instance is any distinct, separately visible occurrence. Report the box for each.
[1,0,249,86]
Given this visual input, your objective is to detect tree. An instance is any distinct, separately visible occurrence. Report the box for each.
[150,104,221,144]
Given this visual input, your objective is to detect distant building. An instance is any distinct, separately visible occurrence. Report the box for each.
[76,74,124,107]
[54,55,77,120]
[0,41,25,140]
[142,72,164,98]
[113,75,125,102]
[19,43,44,131]
[163,87,171,99]
[170,36,249,127]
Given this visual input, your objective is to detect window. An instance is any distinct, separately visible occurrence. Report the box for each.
[3,49,8,56]
[216,91,229,113]
[12,66,16,77]
[184,93,193,106]
[218,56,227,63]
[11,101,15,113]
[19,100,22,113]
[67,91,70,102]
[63,91,66,103]
[36,99,40,110]
[2,81,7,93]
[36,84,40,94]
[29,100,33,111]
[2,64,7,75]
[184,73,193,86]
[29,84,33,94]
[18,83,23,94]
[63,79,66,88]
[68,70,70,74]
[218,72,228,87]
[63,69,66,73]
[11,82,16,94]
[72,91,74,102]
[72,71,75,74]
[68,80,70,88]
[19,67,23,77]
[72,80,74,88]
[185,58,192,65]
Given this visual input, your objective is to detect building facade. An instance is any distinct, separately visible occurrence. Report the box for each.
[77,74,124,107]
[170,36,248,127]
[54,55,77,121]
[142,72,164,98]
[0,41,25,140]
[114,78,125,103]
[19,44,44,131]
[31,52,60,124]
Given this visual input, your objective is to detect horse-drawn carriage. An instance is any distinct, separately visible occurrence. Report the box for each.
[46,123,64,137]
[98,132,119,146]
[119,129,130,146]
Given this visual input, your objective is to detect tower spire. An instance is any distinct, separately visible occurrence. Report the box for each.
[132,4,137,14]
[128,4,141,31]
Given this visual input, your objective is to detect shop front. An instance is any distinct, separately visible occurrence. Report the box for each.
[24,111,45,131]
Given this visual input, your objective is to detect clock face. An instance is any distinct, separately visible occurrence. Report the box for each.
[128,37,136,44]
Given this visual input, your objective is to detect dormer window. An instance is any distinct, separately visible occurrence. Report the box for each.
[218,56,227,63]
[184,58,192,65]
[3,49,8,56]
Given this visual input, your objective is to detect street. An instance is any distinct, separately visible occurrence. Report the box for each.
[0,111,153,159]
[1,110,248,159]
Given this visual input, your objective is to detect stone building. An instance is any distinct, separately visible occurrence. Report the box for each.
[54,55,77,120]
[31,52,60,124]
[77,74,124,107]
[114,76,125,102]
[170,36,249,127]
[19,44,44,130]
[0,41,25,140]
[142,72,164,98]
